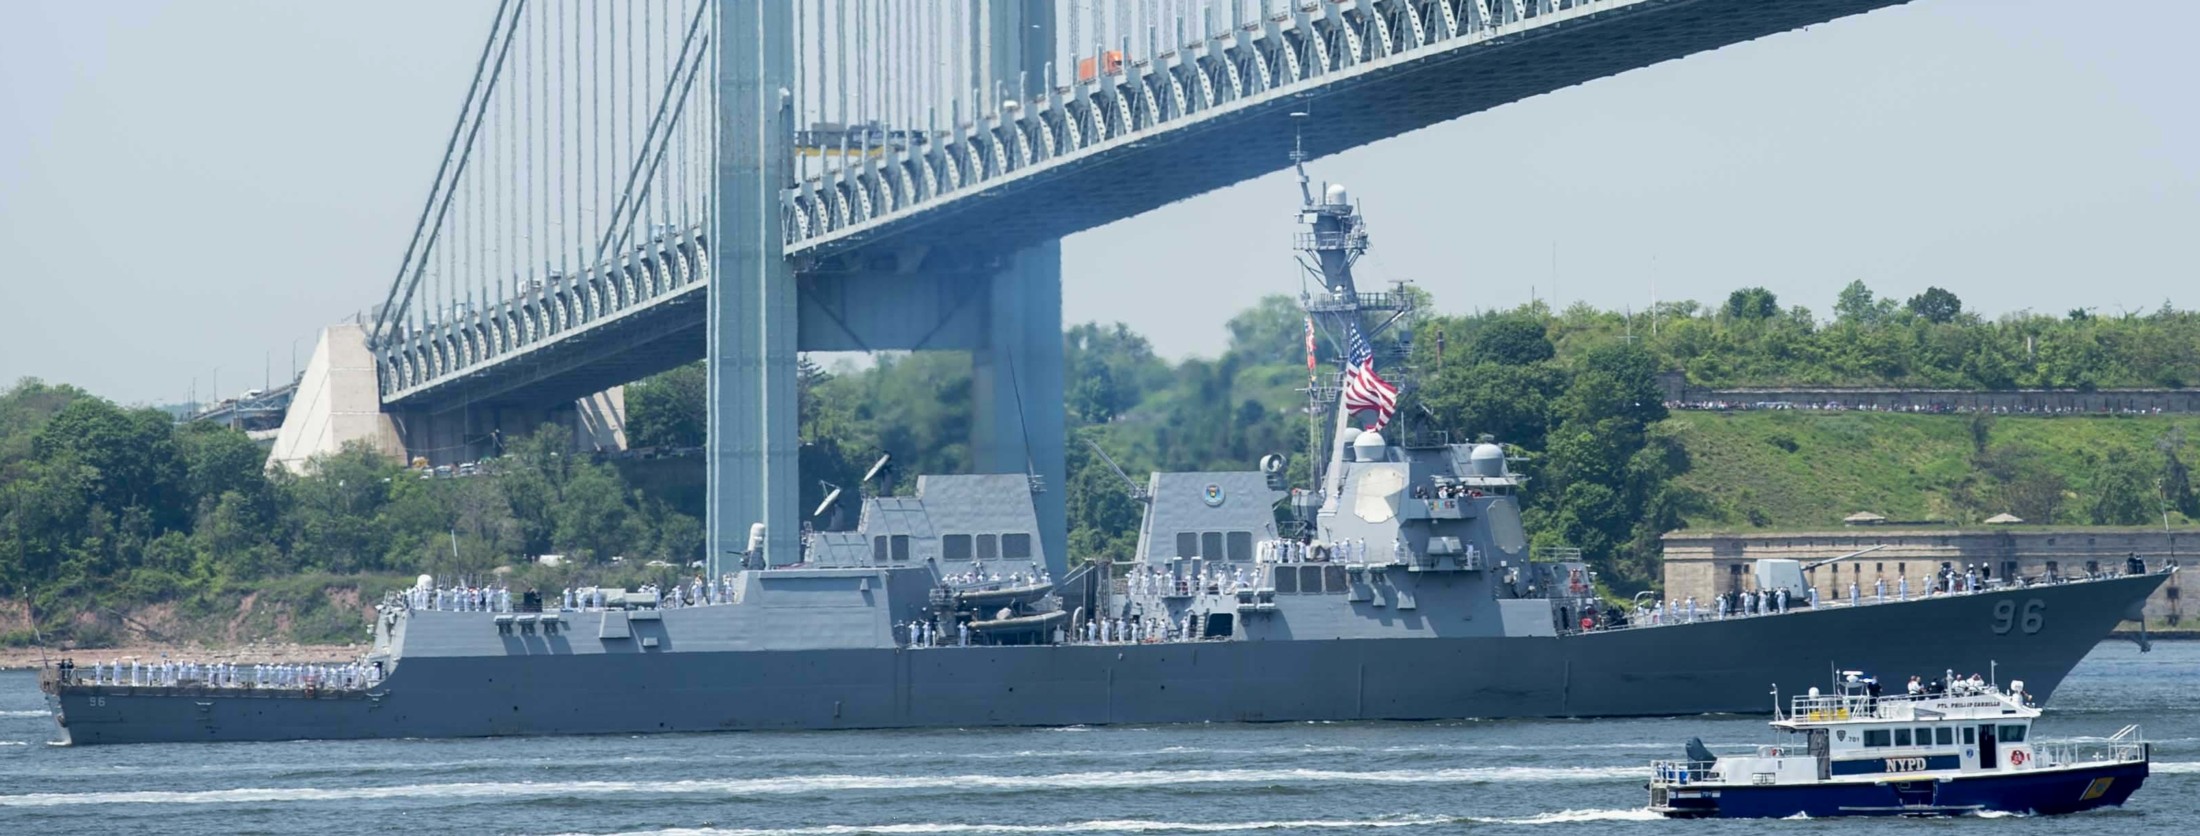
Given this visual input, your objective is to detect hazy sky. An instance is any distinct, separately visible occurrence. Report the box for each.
[4,0,2195,406]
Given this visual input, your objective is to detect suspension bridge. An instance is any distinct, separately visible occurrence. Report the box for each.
[263,0,1915,572]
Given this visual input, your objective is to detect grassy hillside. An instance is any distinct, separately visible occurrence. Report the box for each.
[1662,411,2200,531]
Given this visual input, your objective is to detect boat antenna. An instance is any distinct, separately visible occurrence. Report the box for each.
[1083,439,1150,503]
[1290,105,1313,208]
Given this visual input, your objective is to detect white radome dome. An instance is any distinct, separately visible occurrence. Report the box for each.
[1353,429,1387,458]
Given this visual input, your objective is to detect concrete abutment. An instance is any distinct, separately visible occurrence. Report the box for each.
[267,323,627,474]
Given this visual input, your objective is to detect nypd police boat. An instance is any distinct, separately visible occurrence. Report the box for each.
[1649,670,2149,818]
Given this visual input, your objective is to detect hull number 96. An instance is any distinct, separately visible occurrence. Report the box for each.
[1991,599,2045,635]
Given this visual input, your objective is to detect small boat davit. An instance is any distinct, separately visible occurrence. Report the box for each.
[1649,669,2149,818]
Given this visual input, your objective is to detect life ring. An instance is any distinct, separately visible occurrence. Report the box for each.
[2010,750,2028,766]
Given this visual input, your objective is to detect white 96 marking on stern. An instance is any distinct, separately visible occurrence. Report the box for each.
[1991,599,2046,635]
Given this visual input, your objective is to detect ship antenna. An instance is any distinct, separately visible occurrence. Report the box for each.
[1290,107,1313,208]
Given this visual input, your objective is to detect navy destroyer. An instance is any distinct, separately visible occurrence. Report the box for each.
[39,160,2172,745]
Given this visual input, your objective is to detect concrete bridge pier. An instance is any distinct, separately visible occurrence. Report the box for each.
[710,0,1064,575]
[970,242,1067,582]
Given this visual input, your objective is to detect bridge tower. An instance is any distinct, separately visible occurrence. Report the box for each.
[711,1,1065,579]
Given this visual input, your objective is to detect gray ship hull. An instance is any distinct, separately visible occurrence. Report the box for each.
[47,573,2164,745]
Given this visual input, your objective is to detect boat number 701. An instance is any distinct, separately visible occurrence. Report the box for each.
[1883,757,1929,773]
[1990,599,2045,636]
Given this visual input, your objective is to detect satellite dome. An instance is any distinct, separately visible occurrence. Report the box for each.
[1337,427,1362,460]
[1469,443,1505,477]
[1353,429,1387,460]
[1324,183,1350,207]
[416,574,434,591]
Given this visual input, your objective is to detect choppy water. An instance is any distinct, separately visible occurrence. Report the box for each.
[1,642,2193,835]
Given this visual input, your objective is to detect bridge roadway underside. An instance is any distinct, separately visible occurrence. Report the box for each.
[386,281,708,416]
[796,0,1911,268]
[378,0,1906,429]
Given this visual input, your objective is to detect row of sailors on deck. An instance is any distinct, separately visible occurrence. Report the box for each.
[80,660,382,690]
[1130,564,1254,597]
[945,566,1051,588]
[1256,539,1380,563]
[410,585,513,612]
[1078,613,1206,644]
[556,576,743,611]
[1614,561,2062,629]
[897,613,1211,647]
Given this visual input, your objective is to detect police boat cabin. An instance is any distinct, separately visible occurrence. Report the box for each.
[1649,670,2149,818]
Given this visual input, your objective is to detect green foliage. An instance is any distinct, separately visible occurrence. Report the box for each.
[1667,410,2200,530]
[2087,446,2158,526]
[1617,280,2200,391]
[624,361,706,448]
[1834,280,1896,325]
[1724,287,1781,321]
[0,377,703,646]
[1470,316,1556,366]
[1906,286,1965,324]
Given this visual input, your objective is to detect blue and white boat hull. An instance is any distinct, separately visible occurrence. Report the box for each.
[1655,757,2149,818]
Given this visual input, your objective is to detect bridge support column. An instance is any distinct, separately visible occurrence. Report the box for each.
[710,0,796,573]
[971,242,1067,581]
[266,324,405,474]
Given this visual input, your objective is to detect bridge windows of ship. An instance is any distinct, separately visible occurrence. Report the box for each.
[872,534,911,563]
[1170,531,1256,562]
[1273,565,1351,595]
[939,533,1035,563]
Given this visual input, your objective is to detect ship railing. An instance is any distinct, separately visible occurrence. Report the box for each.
[1788,694,1901,721]
[1649,760,1721,787]
[1293,229,1371,254]
[2034,726,2148,768]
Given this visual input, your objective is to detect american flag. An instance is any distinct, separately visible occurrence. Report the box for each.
[1341,322,1398,429]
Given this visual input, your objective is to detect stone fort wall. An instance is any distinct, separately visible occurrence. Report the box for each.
[1655,373,2200,414]
[1661,527,2188,625]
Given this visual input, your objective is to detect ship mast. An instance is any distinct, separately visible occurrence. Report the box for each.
[1290,112,1412,507]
